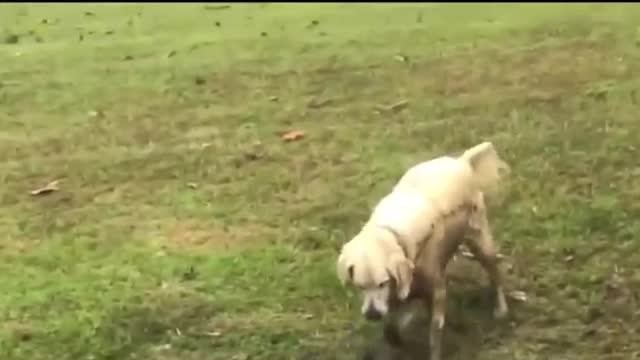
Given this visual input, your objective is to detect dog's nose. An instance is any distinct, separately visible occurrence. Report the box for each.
[364,307,382,321]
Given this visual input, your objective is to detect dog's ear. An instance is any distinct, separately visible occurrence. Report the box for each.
[336,251,355,285]
[387,256,414,300]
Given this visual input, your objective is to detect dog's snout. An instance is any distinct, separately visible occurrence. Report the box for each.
[364,307,383,321]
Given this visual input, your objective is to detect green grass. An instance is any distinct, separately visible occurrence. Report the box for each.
[2,3,640,360]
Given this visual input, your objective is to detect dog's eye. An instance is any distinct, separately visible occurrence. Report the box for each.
[378,280,389,288]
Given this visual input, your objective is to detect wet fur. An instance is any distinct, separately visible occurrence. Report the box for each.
[337,142,510,360]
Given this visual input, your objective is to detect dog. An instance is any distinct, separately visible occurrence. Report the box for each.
[337,142,510,360]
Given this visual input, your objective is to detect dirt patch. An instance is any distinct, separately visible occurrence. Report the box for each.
[2,321,37,343]
[165,221,277,251]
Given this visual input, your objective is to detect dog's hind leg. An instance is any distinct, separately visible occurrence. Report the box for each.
[465,193,509,319]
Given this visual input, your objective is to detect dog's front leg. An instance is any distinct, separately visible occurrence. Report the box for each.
[429,277,447,360]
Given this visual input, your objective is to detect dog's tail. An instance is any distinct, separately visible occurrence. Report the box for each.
[459,141,510,195]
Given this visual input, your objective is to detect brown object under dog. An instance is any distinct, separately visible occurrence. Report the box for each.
[361,299,429,360]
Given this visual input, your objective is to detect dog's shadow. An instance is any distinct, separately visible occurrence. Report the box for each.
[360,259,519,360]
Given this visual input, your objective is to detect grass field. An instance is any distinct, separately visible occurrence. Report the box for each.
[2,3,640,360]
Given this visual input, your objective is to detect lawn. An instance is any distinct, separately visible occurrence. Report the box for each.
[1,3,639,360]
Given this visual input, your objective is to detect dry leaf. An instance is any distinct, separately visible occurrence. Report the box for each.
[30,180,60,196]
[194,76,206,85]
[374,100,409,113]
[187,183,198,189]
[155,344,172,351]
[88,110,104,118]
[459,249,505,261]
[281,130,305,142]
[204,4,231,10]
[508,290,528,302]
[393,54,408,63]
[308,98,333,109]
[388,100,409,111]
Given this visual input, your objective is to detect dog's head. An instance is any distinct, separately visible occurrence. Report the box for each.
[337,230,414,321]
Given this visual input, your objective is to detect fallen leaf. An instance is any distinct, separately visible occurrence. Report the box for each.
[155,344,172,351]
[204,5,231,10]
[187,183,198,189]
[281,130,305,142]
[388,100,409,111]
[393,54,408,63]
[374,100,409,113]
[458,249,505,261]
[167,50,177,58]
[30,180,60,196]
[3,33,19,44]
[243,152,262,161]
[308,98,333,109]
[88,110,104,118]
[268,96,279,102]
[507,290,527,302]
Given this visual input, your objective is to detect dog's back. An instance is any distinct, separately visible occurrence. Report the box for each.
[393,156,475,215]
[393,142,508,215]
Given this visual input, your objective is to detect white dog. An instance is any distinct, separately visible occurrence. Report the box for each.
[336,142,510,360]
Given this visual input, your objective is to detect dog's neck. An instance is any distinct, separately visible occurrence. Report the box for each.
[374,224,409,259]
[359,224,406,259]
